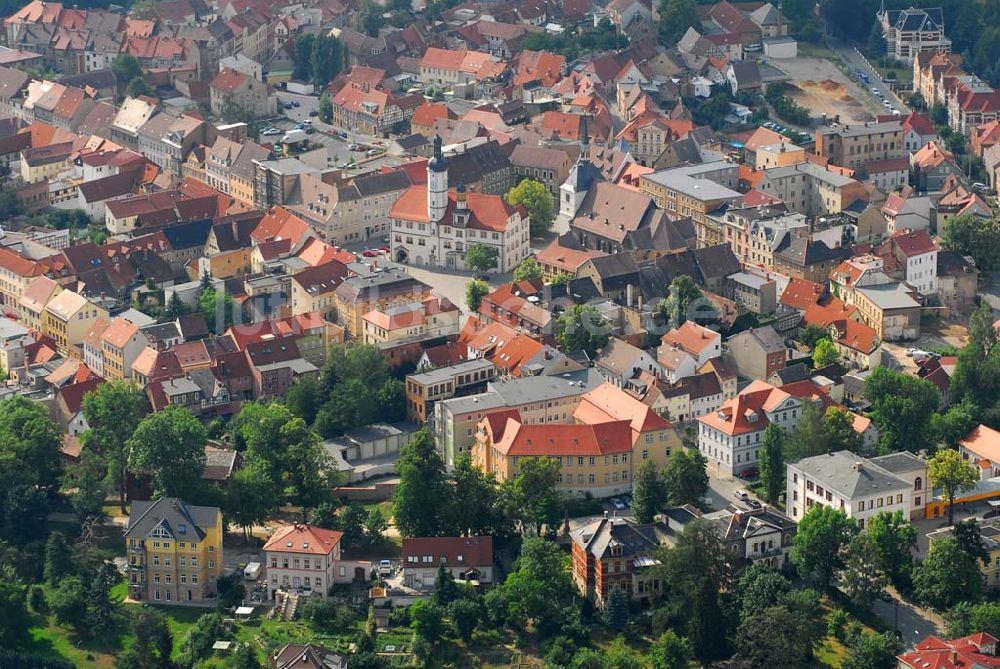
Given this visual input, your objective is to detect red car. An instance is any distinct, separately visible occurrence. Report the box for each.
[378,245,390,253]
[362,249,380,257]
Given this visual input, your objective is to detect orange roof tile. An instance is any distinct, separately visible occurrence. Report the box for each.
[263,524,343,555]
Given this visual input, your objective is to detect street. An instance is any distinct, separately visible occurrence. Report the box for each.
[871,592,943,647]
[830,42,910,116]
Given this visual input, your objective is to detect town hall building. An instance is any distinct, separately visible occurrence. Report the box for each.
[388,136,531,273]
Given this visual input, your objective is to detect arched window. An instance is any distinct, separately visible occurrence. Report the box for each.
[914,476,922,491]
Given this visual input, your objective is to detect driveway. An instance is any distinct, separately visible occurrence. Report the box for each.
[830,42,910,116]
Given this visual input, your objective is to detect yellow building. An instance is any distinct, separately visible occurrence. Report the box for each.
[43,289,109,358]
[333,264,432,338]
[125,497,224,605]
[99,316,147,380]
[754,142,807,169]
[195,247,253,280]
[20,141,73,184]
[473,383,681,498]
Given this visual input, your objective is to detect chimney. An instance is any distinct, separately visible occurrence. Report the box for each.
[853,461,862,472]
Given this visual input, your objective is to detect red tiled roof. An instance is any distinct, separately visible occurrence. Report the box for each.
[264,524,342,555]
[389,186,523,233]
[961,425,1000,464]
[697,380,794,436]
[411,102,455,129]
[660,321,719,357]
[493,418,634,456]
[211,68,249,93]
[779,277,825,310]
[401,536,493,567]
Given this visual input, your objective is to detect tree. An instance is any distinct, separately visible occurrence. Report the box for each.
[293,33,316,80]
[465,278,489,311]
[657,0,699,45]
[812,338,841,368]
[198,288,235,333]
[843,632,902,669]
[512,257,544,282]
[863,367,941,454]
[913,537,984,609]
[338,504,366,547]
[550,271,574,285]
[650,630,690,669]
[843,532,887,608]
[632,460,667,523]
[502,537,574,631]
[282,417,337,521]
[449,599,480,643]
[951,302,1000,420]
[663,448,709,506]
[737,599,825,669]
[127,405,208,499]
[433,563,459,606]
[946,601,1000,639]
[44,532,74,585]
[555,304,610,356]
[928,448,978,526]
[228,643,263,669]
[364,507,387,546]
[0,395,63,491]
[126,76,151,98]
[867,23,886,56]
[657,275,704,330]
[605,587,629,629]
[286,375,322,425]
[318,92,333,123]
[48,576,89,633]
[954,518,991,566]
[465,243,499,275]
[800,323,829,348]
[738,563,791,619]
[660,521,731,664]
[64,449,107,521]
[506,179,554,237]
[791,506,858,588]
[82,380,147,512]
[445,456,507,538]
[507,456,561,536]
[932,399,980,450]
[88,562,118,644]
[0,579,29,649]
[826,407,864,453]
[111,54,142,97]
[758,424,785,503]
[223,459,278,540]
[866,510,917,587]
[410,599,446,643]
[309,34,344,87]
[393,429,450,537]
[118,608,174,669]
[941,214,1000,274]
[786,399,832,458]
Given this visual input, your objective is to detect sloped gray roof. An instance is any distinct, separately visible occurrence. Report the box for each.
[125,497,218,541]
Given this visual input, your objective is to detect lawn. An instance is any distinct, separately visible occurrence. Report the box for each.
[798,43,840,60]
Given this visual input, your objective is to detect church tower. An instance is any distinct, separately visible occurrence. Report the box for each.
[427,134,448,223]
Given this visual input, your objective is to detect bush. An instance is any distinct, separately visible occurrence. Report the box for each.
[827,608,849,641]
[217,573,245,608]
[28,584,47,615]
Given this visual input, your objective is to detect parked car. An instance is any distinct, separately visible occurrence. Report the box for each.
[309,110,319,117]
[377,245,390,253]
[378,560,393,577]
[349,143,362,151]
[610,498,626,511]
[734,490,750,501]
[746,499,762,509]
[337,131,348,139]
[366,148,381,156]
[291,100,300,108]
[261,127,281,136]
[302,119,312,125]
[362,249,380,257]
[284,102,295,110]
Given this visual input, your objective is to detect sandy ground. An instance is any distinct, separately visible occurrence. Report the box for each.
[776,57,878,123]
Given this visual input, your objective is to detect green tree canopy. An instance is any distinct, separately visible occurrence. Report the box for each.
[632,459,667,523]
[465,243,499,274]
[82,380,147,512]
[555,304,611,356]
[512,257,544,282]
[664,448,709,506]
[913,536,984,609]
[506,456,561,536]
[791,505,858,588]
[656,274,704,331]
[865,510,917,588]
[812,338,841,368]
[941,214,1000,273]
[843,532,888,608]
[928,447,978,525]
[127,405,208,499]
[758,424,786,503]
[465,278,489,312]
[657,0,699,45]
[506,179,554,237]
[393,429,450,537]
[863,367,940,454]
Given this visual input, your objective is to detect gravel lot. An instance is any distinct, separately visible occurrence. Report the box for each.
[776,56,880,123]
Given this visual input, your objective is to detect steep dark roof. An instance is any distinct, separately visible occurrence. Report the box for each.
[161,218,213,250]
